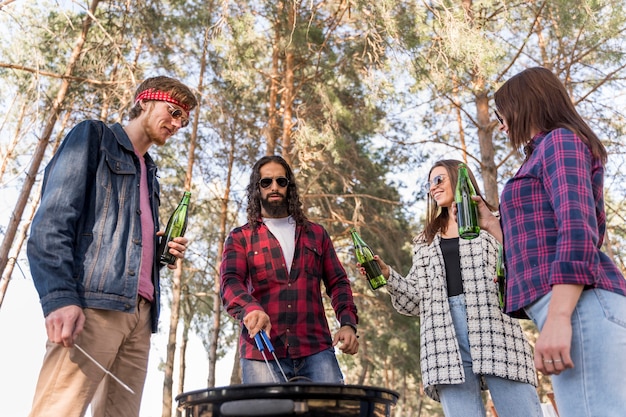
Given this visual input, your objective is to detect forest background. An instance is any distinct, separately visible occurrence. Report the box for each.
[0,0,625,416]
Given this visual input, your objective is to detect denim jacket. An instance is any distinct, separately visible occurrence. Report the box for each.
[27,121,162,332]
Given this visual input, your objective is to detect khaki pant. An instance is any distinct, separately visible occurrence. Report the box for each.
[29,298,152,417]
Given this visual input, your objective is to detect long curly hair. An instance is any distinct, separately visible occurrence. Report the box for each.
[246,155,308,229]
[421,159,496,244]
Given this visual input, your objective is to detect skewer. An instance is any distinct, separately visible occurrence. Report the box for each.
[75,344,135,394]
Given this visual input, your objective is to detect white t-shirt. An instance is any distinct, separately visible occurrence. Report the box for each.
[262,216,296,273]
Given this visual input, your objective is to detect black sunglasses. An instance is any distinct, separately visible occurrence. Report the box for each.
[259,177,289,189]
[494,110,504,125]
[166,103,190,127]
[424,174,447,192]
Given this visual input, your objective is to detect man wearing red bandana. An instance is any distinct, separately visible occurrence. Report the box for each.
[26,76,197,417]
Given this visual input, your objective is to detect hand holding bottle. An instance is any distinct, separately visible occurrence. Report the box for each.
[158,191,191,266]
[357,255,390,280]
[450,195,503,243]
[455,163,480,239]
[350,228,387,290]
[472,195,503,243]
[156,232,188,269]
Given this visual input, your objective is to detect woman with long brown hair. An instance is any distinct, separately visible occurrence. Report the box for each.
[484,66,626,416]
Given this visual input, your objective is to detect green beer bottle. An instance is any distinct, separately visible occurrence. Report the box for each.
[158,191,191,266]
[455,163,480,239]
[496,243,506,310]
[350,228,387,290]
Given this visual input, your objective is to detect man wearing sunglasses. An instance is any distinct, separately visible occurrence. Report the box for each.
[220,155,359,384]
[26,76,197,417]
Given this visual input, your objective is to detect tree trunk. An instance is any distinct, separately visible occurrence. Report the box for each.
[0,95,24,182]
[175,307,190,417]
[162,20,206,415]
[230,348,241,385]
[280,0,296,164]
[208,137,234,387]
[475,88,499,206]
[266,13,281,156]
[0,0,100,305]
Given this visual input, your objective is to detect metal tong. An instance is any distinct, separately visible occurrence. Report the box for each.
[253,329,289,383]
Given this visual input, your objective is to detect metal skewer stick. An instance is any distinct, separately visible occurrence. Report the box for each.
[74,344,135,394]
[259,330,289,383]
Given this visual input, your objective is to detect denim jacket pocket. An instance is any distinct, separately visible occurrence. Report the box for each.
[104,152,136,175]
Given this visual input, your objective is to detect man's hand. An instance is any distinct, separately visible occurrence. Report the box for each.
[243,310,271,339]
[333,325,359,355]
[44,305,85,348]
[157,232,189,270]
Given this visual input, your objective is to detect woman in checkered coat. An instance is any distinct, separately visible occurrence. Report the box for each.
[366,160,541,417]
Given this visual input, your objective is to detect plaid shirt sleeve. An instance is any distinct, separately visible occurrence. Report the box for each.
[541,128,604,285]
[317,227,358,329]
[219,225,265,322]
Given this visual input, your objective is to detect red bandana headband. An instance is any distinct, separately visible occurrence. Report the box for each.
[134,89,190,113]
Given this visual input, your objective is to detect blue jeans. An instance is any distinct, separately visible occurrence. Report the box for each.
[525,289,626,417]
[241,347,344,384]
[438,295,542,417]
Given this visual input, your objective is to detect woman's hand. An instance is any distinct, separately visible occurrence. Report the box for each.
[534,284,582,375]
[357,255,390,280]
[473,196,503,243]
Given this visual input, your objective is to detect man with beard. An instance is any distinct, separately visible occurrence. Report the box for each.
[220,155,359,383]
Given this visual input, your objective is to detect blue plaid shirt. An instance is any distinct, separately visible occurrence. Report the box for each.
[500,128,626,317]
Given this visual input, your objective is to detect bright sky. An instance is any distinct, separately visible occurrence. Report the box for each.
[0,274,234,417]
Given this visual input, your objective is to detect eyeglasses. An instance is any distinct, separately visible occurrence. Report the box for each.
[166,103,190,128]
[424,174,447,192]
[259,177,289,189]
[494,110,504,126]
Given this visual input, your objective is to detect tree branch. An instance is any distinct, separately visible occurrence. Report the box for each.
[0,63,126,87]
[0,0,17,11]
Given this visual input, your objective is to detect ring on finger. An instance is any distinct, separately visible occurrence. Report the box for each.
[543,359,553,364]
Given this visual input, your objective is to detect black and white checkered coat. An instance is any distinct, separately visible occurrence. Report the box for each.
[387,230,537,401]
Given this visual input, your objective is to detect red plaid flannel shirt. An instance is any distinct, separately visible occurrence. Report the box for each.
[220,220,358,360]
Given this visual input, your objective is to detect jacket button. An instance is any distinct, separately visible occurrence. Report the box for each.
[129,270,136,276]
[137,209,142,215]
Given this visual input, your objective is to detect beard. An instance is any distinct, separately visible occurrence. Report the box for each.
[261,193,289,218]
[143,107,170,146]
